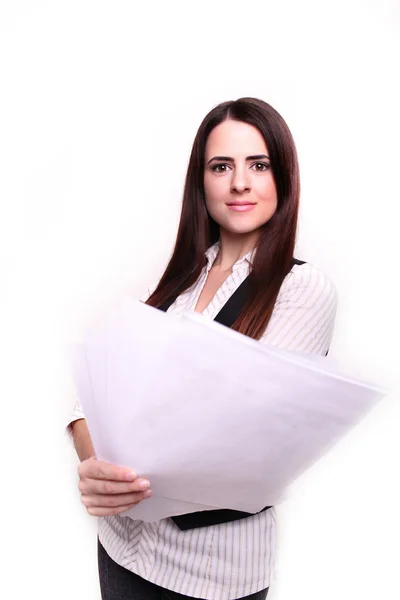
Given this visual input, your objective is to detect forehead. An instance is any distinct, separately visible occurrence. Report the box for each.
[205,119,268,156]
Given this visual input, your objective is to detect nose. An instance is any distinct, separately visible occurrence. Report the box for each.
[230,165,251,193]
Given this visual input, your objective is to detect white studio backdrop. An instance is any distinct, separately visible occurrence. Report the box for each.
[0,1,399,599]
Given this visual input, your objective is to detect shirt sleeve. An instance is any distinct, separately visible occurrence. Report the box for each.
[260,263,338,357]
[62,328,87,446]
[64,371,86,446]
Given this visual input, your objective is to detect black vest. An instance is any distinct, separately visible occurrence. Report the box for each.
[157,258,307,530]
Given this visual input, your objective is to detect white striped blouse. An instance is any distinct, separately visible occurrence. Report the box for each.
[66,239,338,600]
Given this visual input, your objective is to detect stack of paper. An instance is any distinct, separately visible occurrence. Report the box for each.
[66,297,386,522]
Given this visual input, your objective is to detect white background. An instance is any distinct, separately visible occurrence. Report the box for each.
[1,1,399,598]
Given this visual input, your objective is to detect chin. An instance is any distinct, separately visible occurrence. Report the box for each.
[219,220,261,235]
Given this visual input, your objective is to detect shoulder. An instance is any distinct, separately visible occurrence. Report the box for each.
[261,262,338,355]
[277,261,338,309]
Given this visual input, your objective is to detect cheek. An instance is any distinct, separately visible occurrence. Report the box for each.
[256,177,277,200]
[204,176,224,205]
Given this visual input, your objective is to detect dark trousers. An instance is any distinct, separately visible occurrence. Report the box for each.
[98,537,269,600]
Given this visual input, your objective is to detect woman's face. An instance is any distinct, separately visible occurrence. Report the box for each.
[203,119,278,235]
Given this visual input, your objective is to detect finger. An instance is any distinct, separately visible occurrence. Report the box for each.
[82,489,152,509]
[79,477,151,496]
[79,457,137,482]
[87,502,144,516]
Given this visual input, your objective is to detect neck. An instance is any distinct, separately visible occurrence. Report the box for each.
[212,229,260,272]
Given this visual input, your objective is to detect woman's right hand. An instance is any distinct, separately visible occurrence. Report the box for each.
[77,456,153,516]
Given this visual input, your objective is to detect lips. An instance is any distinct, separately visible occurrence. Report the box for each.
[227,202,256,212]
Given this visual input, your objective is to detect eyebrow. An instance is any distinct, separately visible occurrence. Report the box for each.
[207,154,270,164]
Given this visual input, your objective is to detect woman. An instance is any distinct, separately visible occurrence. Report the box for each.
[68,97,338,600]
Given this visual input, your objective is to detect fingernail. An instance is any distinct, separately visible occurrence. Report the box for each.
[126,471,136,481]
[143,489,152,498]
[139,479,150,489]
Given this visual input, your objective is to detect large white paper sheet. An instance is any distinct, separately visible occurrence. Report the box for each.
[66,297,386,522]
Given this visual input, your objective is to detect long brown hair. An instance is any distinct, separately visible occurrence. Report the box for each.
[145,97,300,340]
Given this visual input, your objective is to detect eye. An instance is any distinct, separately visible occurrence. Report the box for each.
[251,162,270,172]
[211,163,231,173]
